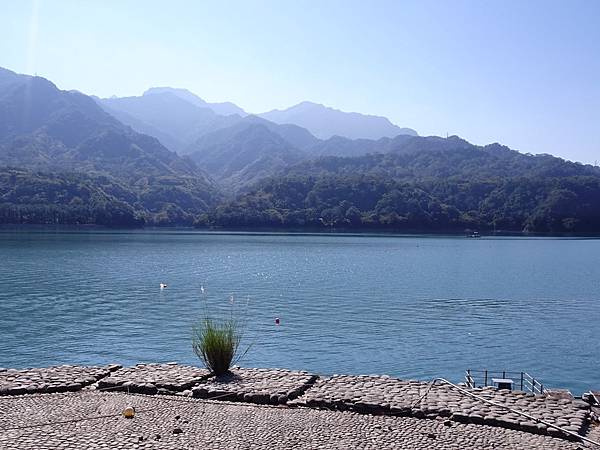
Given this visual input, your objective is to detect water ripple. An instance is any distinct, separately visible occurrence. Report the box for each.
[0,229,599,393]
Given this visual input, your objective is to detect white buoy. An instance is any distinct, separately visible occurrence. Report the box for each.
[160,283,167,289]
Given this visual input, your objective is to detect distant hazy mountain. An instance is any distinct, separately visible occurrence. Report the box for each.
[0,67,219,225]
[223,115,319,151]
[0,70,200,178]
[99,90,324,157]
[144,87,247,117]
[259,101,418,140]
[97,100,187,154]
[187,122,304,188]
[0,66,27,91]
[98,91,241,153]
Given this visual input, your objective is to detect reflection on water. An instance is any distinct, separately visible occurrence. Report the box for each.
[0,229,599,394]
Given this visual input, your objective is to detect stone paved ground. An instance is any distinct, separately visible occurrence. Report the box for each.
[588,406,600,444]
[191,367,318,404]
[2,365,598,446]
[97,363,210,394]
[0,365,121,396]
[291,375,590,439]
[0,391,592,450]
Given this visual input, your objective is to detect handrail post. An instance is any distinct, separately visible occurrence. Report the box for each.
[484,370,487,387]
[532,378,536,394]
[520,372,524,391]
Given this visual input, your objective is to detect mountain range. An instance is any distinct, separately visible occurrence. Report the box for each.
[258,101,417,140]
[144,87,247,117]
[2,66,600,232]
[95,87,420,188]
[0,67,219,225]
[97,87,417,151]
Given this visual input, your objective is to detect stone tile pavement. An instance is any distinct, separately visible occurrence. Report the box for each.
[96,363,210,394]
[0,391,592,450]
[0,365,121,396]
[1,364,598,448]
[191,367,317,404]
[290,375,591,440]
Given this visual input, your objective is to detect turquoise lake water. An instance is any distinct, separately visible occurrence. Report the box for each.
[0,229,598,394]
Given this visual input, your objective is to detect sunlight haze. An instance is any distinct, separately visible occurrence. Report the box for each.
[1,0,599,163]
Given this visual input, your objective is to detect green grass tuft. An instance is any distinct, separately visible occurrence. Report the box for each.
[192,317,246,376]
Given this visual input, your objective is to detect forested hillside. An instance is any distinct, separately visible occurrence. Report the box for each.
[200,174,600,233]
[0,67,220,226]
[198,138,600,233]
[2,66,600,233]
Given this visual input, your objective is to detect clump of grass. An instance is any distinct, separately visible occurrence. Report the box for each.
[192,317,247,376]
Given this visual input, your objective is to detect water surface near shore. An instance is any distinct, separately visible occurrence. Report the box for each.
[1,228,598,393]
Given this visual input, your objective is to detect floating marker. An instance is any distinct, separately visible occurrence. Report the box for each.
[275,317,280,325]
[160,283,167,289]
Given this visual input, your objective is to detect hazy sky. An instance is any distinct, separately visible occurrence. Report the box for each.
[1,0,599,163]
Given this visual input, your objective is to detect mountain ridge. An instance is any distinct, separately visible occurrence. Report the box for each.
[98,91,242,153]
[3,66,600,232]
[0,67,220,226]
[259,101,418,140]
[143,87,247,117]
[188,121,304,189]
[99,88,419,154]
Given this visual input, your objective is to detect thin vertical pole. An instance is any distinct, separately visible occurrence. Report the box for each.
[484,370,488,387]
[520,372,524,391]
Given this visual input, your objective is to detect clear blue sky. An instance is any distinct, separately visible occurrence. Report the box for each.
[1,0,599,163]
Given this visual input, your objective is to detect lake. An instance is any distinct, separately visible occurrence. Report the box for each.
[0,228,598,394]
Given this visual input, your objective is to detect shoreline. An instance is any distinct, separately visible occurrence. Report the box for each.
[3,224,600,239]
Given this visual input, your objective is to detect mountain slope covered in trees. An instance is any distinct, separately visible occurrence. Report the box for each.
[3,66,600,233]
[198,136,600,233]
[0,67,220,226]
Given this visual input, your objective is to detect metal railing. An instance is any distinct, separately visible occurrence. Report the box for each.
[465,369,545,395]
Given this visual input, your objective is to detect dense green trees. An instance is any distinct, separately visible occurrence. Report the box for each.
[0,168,214,227]
[197,174,600,233]
[4,140,600,231]
[194,140,600,233]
